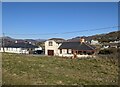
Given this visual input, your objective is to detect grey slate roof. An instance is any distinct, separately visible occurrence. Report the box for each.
[49,38,65,41]
[48,38,66,44]
[58,42,95,51]
[3,43,38,48]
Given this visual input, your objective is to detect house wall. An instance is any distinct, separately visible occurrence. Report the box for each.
[0,48,3,52]
[58,49,72,55]
[58,49,95,58]
[0,47,29,54]
[58,49,72,57]
[45,40,61,56]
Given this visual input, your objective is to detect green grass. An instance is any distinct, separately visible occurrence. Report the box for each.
[2,53,118,85]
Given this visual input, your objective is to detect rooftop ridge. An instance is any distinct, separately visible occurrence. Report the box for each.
[84,43,95,50]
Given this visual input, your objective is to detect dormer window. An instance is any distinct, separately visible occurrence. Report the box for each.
[49,41,53,46]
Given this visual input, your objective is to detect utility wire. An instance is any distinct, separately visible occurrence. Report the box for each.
[3,25,119,36]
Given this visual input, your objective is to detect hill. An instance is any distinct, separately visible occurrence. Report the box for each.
[68,30,120,43]
[0,36,46,45]
[0,30,119,44]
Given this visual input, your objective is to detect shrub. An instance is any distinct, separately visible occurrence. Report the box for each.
[98,49,113,54]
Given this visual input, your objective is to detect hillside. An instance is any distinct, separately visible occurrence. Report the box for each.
[0,36,46,45]
[0,30,119,44]
[68,30,120,42]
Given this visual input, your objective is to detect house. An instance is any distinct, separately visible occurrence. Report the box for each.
[45,38,96,58]
[90,39,99,45]
[102,45,110,49]
[110,40,120,44]
[0,42,42,54]
[58,38,96,58]
[102,43,119,49]
[45,38,65,56]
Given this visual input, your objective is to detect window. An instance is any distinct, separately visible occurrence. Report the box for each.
[6,48,8,50]
[78,51,82,55]
[67,49,71,54]
[27,49,29,51]
[67,49,69,54]
[49,42,53,46]
[72,50,74,54]
[11,48,13,51]
[60,49,62,54]
[83,51,87,55]
[72,50,77,54]
[69,49,72,54]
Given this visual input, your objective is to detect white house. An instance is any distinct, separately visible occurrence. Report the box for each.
[45,38,65,56]
[45,38,96,58]
[0,42,41,54]
[90,39,99,45]
[110,40,120,43]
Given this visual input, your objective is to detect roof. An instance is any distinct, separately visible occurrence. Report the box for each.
[48,38,66,44]
[2,43,39,48]
[58,42,95,51]
[49,38,65,41]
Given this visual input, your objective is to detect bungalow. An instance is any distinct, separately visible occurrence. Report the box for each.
[45,38,96,58]
[0,42,42,54]
[58,39,96,58]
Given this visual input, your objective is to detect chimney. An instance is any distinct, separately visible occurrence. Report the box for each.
[80,38,85,43]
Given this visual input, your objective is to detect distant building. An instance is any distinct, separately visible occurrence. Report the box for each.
[102,43,119,49]
[0,42,42,54]
[110,40,120,43]
[90,40,99,45]
[102,45,110,49]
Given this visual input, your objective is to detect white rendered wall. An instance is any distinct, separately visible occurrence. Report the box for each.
[45,40,61,56]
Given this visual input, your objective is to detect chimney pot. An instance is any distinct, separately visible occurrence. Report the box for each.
[80,38,85,43]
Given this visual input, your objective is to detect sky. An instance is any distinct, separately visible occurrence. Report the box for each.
[2,2,118,39]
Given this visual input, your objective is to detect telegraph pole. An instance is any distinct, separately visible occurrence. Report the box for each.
[2,33,5,52]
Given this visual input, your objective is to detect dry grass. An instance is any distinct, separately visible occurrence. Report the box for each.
[2,53,118,85]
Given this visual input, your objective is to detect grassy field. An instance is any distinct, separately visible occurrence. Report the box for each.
[2,53,118,85]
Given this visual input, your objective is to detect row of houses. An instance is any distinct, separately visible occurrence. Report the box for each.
[0,42,42,54]
[0,38,96,58]
[0,38,120,57]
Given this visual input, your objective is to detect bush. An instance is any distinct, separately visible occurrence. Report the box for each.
[98,49,113,54]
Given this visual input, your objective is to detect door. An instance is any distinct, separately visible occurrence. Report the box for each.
[48,50,54,56]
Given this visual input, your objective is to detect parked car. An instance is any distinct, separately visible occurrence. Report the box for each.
[33,50,43,54]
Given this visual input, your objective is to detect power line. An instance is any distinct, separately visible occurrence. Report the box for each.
[4,25,119,36]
